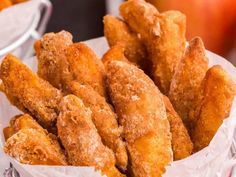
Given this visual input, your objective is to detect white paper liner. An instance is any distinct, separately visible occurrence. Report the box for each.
[0,0,41,49]
[0,37,236,177]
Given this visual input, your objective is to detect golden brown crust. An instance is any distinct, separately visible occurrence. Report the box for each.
[68,82,128,170]
[4,114,67,165]
[169,37,209,129]
[61,43,107,97]
[163,96,193,160]
[120,0,186,94]
[0,54,62,132]
[0,0,12,10]
[57,95,125,177]
[102,43,131,69]
[10,0,28,4]
[103,15,147,69]
[4,129,68,165]
[107,61,172,177]
[34,31,73,89]
[191,65,236,151]
[119,0,160,41]
[3,114,43,140]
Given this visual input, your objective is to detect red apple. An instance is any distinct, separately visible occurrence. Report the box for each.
[146,0,236,57]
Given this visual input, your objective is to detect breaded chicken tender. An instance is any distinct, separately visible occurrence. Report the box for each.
[106,61,172,177]
[103,15,147,69]
[163,96,193,160]
[102,43,133,69]
[4,129,67,165]
[34,31,73,89]
[169,37,209,129]
[120,0,186,94]
[68,81,128,170]
[57,95,125,177]
[61,43,107,97]
[0,0,12,10]
[191,65,236,151]
[3,114,43,140]
[4,114,67,165]
[0,54,62,132]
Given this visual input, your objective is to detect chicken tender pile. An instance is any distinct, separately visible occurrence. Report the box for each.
[0,0,235,177]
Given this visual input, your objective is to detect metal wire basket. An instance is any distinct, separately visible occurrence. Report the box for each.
[0,0,52,59]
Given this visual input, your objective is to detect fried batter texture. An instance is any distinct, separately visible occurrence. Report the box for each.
[68,81,128,170]
[0,54,62,131]
[102,43,131,69]
[103,15,147,69]
[120,0,186,94]
[35,32,106,98]
[4,114,67,165]
[3,114,43,140]
[191,65,236,151]
[34,31,73,89]
[169,37,209,129]
[107,61,172,177]
[163,96,193,160]
[57,95,125,177]
[61,43,107,97]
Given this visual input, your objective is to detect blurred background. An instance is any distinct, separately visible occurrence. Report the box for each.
[0,0,236,63]
[39,0,236,63]
[47,0,236,63]
[46,0,106,42]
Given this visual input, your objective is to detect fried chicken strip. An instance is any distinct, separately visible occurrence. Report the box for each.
[102,43,133,69]
[68,81,128,170]
[3,114,43,140]
[34,31,73,89]
[169,37,209,129]
[191,65,236,151]
[107,61,172,177]
[0,54,62,131]
[0,0,12,10]
[163,96,193,160]
[103,15,147,69]
[4,114,67,165]
[57,95,125,177]
[120,0,186,94]
[61,43,107,97]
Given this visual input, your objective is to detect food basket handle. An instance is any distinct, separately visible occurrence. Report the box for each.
[36,0,52,36]
[27,0,52,41]
[0,0,52,58]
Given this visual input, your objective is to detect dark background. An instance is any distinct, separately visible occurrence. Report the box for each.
[46,0,106,42]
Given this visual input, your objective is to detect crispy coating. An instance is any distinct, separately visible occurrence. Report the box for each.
[4,129,68,165]
[106,61,172,177]
[61,43,107,97]
[0,0,12,10]
[163,96,193,160]
[191,65,236,151]
[120,0,186,94]
[169,37,209,129]
[102,43,133,69]
[0,54,62,131]
[35,32,106,97]
[3,114,43,140]
[34,31,73,89]
[103,15,147,69]
[4,114,67,165]
[68,81,128,170]
[10,0,28,4]
[57,95,125,177]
